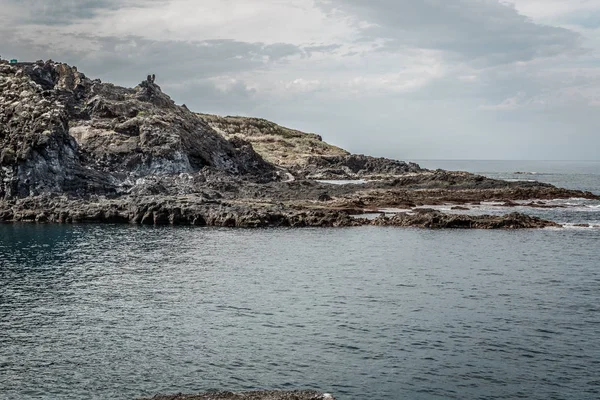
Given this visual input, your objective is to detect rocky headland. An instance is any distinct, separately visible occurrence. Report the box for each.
[1,60,598,229]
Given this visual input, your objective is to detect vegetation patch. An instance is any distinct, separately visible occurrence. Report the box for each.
[197,113,348,167]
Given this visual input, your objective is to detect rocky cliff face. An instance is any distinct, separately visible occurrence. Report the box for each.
[0,61,275,199]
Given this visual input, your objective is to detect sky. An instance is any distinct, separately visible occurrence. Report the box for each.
[2,0,600,160]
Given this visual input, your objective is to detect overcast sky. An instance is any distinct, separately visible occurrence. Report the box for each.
[2,0,599,160]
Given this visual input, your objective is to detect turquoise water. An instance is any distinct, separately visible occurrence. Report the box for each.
[1,161,600,400]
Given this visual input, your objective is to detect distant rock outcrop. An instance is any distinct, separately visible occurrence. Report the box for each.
[294,154,422,180]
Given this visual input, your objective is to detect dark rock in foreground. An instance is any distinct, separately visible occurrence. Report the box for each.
[138,391,334,400]
[0,195,561,229]
[372,210,560,229]
[0,195,363,227]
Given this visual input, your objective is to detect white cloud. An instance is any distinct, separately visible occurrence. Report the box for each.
[504,0,600,22]
[481,91,529,110]
[49,0,356,46]
[284,79,322,93]
[316,0,581,65]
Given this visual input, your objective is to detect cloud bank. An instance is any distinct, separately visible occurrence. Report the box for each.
[2,0,599,160]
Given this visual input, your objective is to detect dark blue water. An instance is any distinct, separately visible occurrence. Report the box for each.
[1,161,600,400]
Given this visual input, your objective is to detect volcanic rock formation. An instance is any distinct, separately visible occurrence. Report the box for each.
[0,61,275,199]
[2,60,598,229]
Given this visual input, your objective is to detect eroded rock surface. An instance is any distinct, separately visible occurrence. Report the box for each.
[0,194,564,230]
[0,195,363,227]
[293,154,422,180]
[372,210,560,229]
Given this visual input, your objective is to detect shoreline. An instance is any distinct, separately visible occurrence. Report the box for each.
[0,193,565,229]
[1,176,597,229]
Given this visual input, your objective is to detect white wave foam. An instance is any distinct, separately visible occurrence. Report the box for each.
[378,208,412,213]
[317,180,368,185]
[559,223,600,230]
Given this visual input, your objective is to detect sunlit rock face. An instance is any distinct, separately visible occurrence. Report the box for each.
[0,60,276,199]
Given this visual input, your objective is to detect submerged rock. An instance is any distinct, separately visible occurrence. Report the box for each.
[138,391,334,400]
[451,206,470,210]
[372,210,561,229]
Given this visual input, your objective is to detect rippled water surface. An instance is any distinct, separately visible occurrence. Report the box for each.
[1,161,600,400]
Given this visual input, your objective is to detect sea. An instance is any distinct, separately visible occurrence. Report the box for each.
[1,160,599,400]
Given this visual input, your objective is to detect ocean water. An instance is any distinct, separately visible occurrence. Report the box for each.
[1,161,599,400]
[411,159,600,194]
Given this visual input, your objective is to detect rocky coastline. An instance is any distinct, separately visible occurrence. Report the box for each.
[1,60,598,229]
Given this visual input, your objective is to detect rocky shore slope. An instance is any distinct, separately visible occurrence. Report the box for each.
[197,113,348,167]
[1,60,598,229]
